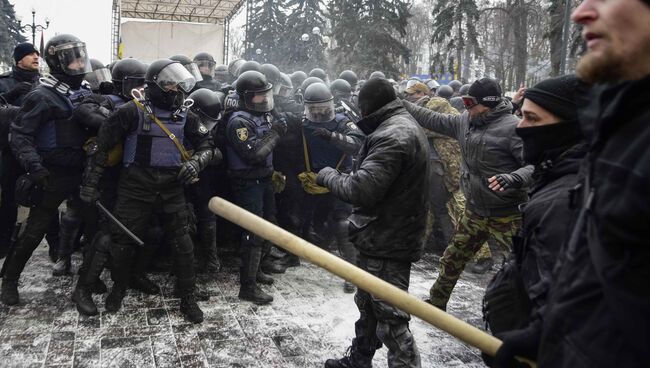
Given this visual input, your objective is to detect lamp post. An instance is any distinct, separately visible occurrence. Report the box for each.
[18,8,50,45]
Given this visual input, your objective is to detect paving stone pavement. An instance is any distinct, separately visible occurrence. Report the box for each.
[0,242,494,368]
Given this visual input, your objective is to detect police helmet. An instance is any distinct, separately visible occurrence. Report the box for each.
[44,34,91,76]
[369,71,385,80]
[236,60,261,76]
[145,58,196,110]
[85,58,113,93]
[459,84,471,96]
[214,64,229,83]
[338,70,358,90]
[290,71,308,91]
[227,58,246,78]
[329,79,352,103]
[236,70,274,112]
[260,64,282,94]
[309,68,328,82]
[193,52,216,77]
[304,82,335,123]
[448,80,462,93]
[436,85,454,100]
[278,72,293,98]
[112,58,146,99]
[170,54,202,81]
[189,88,224,121]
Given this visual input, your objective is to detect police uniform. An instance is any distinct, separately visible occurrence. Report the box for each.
[1,79,92,292]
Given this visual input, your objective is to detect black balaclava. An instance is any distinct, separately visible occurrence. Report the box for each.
[516,74,583,165]
[356,78,396,134]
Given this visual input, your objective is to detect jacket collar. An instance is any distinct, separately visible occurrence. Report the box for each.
[469,98,513,127]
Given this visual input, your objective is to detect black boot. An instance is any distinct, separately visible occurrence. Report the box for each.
[239,245,273,305]
[89,279,107,294]
[0,279,19,305]
[343,281,356,294]
[180,294,204,323]
[72,285,98,316]
[260,256,287,274]
[278,253,301,268]
[129,274,161,295]
[105,284,127,312]
[324,347,373,368]
[52,255,71,276]
[197,220,220,274]
[256,269,274,285]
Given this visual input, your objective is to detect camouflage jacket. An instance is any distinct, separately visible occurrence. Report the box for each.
[425,97,462,192]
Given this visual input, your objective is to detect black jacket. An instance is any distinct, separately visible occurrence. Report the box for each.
[517,144,586,315]
[538,77,650,368]
[403,99,533,217]
[318,99,431,262]
[0,66,39,106]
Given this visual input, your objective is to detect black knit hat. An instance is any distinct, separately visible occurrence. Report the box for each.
[524,75,579,121]
[468,78,502,108]
[13,43,39,64]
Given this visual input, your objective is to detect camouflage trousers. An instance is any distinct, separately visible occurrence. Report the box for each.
[429,209,521,309]
[445,191,493,262]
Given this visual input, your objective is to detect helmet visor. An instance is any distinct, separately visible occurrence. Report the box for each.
[85,68,112,90]
[122,76,145,98]
[195,60,216,77]
[278,84,293,98]
[183,63,204,81]
[244,87,274,112]
[156,63,196,93]
[304,100,335,123]
[56,42,92,75]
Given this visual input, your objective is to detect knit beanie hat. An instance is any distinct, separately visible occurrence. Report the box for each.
[13,43,39,64]
[524,75,580,121]
[468,78,502,108]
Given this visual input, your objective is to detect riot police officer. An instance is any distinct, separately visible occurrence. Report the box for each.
[338,70,358,92]
[299,82,364,292]
[78,59,218,323]
[170,54,203,88]
[1,34,93,305]
[225,70,287,304]
[71,58,148,315]
[85,59,114,95]
[186,87,225,275]
[193,52,221,91]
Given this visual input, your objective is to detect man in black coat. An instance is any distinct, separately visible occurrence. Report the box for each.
[491,0,650,367]
[318,78,430,368]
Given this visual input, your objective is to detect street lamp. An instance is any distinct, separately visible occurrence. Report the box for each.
[18,8,50,45]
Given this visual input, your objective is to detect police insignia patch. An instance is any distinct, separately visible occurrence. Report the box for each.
[236,127,248,141]
[199,124,208,134]
[346,122,358,130]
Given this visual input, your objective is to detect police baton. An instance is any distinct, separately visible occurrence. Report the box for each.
[208,196,537,368]
[96,201,144,247]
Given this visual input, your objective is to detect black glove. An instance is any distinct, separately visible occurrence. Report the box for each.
[29,165,50,187]
[1,82,32,104]
[79,184,101,204]
[493,173,524,190]
[482,325,540,368]
[178,159,201,185]
[271,117,288,136]
[312,127,332,141]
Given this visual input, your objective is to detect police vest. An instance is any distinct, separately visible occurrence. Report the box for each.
[107,94,127,109]
[122,105,187,168]
[226,110,273,171]
[36,86,93,151]
[303,113,352,171]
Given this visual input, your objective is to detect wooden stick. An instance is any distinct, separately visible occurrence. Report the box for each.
[209,196,536,367]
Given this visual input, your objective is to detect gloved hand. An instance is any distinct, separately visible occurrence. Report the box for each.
[481,325,540,368]
[29,165,50,187]
[488,173,523,191]
[1,82,32,104]
[79,184,101,204]
[271,117,288,136]
[312,127,332,141]
[178,159,201,185]
[316,167,337,187]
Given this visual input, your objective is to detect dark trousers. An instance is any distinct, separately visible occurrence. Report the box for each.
[0,150,60,255]
[109,167,195,296]
[351,254,421,368]
[2,168,82,281]
[230,176,275,287]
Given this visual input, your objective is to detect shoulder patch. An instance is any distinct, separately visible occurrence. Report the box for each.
[236,127,248,141]
[346,122,358,130]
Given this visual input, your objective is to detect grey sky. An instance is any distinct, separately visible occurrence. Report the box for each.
[12,0,115,64]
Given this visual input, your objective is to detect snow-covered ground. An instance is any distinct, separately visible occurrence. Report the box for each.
[0,244,492,367]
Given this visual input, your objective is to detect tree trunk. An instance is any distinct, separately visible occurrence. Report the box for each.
[548,0,565,76]
[456,15,463,81]
[463,43,472,82]
[512,0,528,88]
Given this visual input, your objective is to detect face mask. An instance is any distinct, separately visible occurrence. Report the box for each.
[515,120,583,165]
